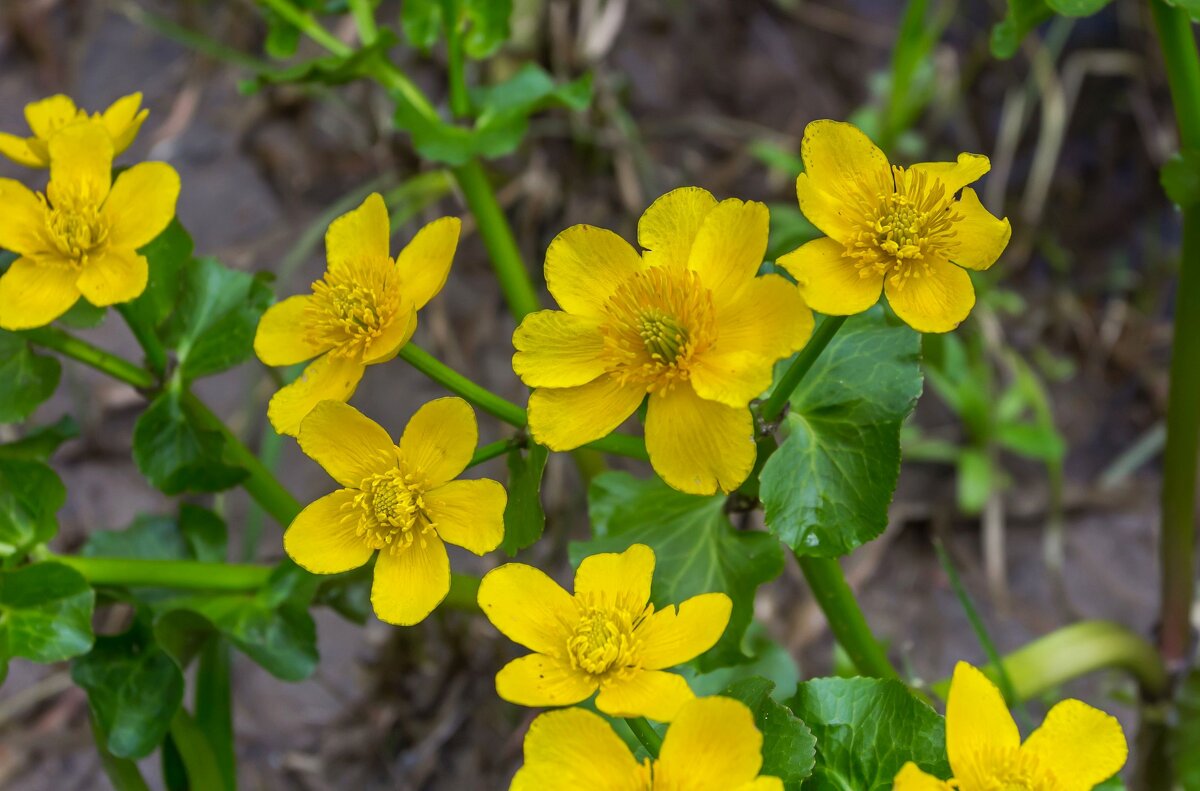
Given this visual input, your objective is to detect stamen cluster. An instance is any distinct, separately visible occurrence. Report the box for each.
[349,467,433,554]
[306,260,404,360]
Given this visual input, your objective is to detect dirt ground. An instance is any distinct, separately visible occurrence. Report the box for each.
[0,0,1182,788]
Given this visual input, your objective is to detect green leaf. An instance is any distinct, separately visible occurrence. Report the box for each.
[786,677,949,790]
[133,390,247,495]
[991,0,1052,59]
[0,458,66,558]
[1174,669,1200,790]
[1162,151,1200,208]
[0,415,79,461]
[400,0,443,50]
[461,0,512,58]
[72,621,184,759]
[179,504,228,563]
[161,257,273,380]
[0,562,95,683]
[244,29,399,91]
[81,504,226,565]
[681,621,799,698]
[168,709,225,791]
[0,331,60,422]
[501,443,548,555]
[956,448,994,515]
[760,309,922,557]
[721,677,816,790]
[314,566,373,624]
[572,472,784,668]
[263,8,302,59]
[1046,0,1113,14]
[122,219,193,338]
[57,298,107,328]
[1164,0,1200,23]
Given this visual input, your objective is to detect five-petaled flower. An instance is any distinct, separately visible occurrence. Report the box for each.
[0,121,180,330]
[894,661,1127,790]
[254,192,460,436]
[778,120,1011,333]
[285,397,506,626]
[477,543,731,722]
[511,695,783,791]
[0,93,148,169]
[513,187,814,495]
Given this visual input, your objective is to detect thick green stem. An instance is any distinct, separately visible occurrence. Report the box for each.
[760,315,847,423]
[441,0,471,117]
[55,555,273,590]
[195,639,236,791]
[257,0,351,56]
[931,620,1170,703]
[797,554,900,679]
[451,160,542,320]
[1151,0,1200,671]
[624,717,663,757]
[22,326,156,389]
[347,0,378,45]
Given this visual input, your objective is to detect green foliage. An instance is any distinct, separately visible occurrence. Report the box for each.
[0,562,95,684]
[682,622,799,698]
[573,472,783,668]
[0,415,79,462]
[0,331,60,422]
[1162,150,1200,208]
[721,677,816,790]
[245,28,398,91]
[133,391,247,495]
[991,0,1113,58]
[122,219,194,358]
[501,442,548,555]
[1164,0,1200,22]
[1175,669,1200,790]
[0,459,66,560]
[787,677,949,789]
[83,505,227,564]
[401,0,513,59]
[760,309,922,557]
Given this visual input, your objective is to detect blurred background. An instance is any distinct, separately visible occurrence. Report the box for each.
[0,0,1181,787]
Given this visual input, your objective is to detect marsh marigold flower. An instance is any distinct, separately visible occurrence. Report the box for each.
[285,397,505,625]
[477,543,731,721]
[0,93,148,168]
[0,122,180,330]
[254,193,460,436]
[514,187,813,495]
[894,662,1127,790]
[511,696,782,791]
[778,120,1011,333]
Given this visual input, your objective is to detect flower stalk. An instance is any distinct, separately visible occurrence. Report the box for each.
[625,717,663,758]
[796,554,900,680]
[760,314,847,423]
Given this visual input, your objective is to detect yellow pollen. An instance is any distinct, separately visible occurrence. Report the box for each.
[600,267,716,394]
[349,468,434,554]
[960,745,1057,791]
[305,259,403,360]
[566,606,643,676]
[44,197,108,263]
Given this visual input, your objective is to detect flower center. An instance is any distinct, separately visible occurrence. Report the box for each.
[600,267,716,394]
[351,468,434,554]
[845,166,961,291]
[46,200,108,262]
[306,260,404,360]
[566,606,643,676]
[959,746,1057,791]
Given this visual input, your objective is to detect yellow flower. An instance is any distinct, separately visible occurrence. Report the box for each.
[514,187,813,495]
[0,93,148,168]
[0,122,180,330]
[511,696,783,791]
[778,120,1011,333]
[285,397,506,626]
[895,662,1127,791]
[254,193,460,436]
[477,543,731,722]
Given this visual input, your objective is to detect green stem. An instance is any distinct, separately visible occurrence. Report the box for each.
[55,555,273,590]
[116,305,168,377]
[930,620,1170,703]
[796,554,900,679]
[257,0,351,56]
[1151,0,1200,671]
[194,639,236,791]
[441,0,471,117]
[347,0,378,45]
[760,315,847,423]
[451,160,541,320]
[624,717,663,758]
[469,437,522,467]
[22,326,155,389]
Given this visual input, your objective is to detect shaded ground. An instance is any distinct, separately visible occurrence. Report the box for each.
[0,0,1182,788]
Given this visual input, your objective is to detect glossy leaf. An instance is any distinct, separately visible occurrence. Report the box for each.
[721,677,816,790]
[122,219,194,341]
[0,331,60,423]
[501,443,548,555]
[0,415,79,462]
[0,458,66,559]
[132,390,247,495]
[0,562,94,684]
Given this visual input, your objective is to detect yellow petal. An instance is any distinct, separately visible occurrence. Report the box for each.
[595,669,694,721]
[76,248,147,307]
[511,708,642,791]
[266,353,365,436]
[371,536,450,625]
[638,186,718,270]
[297,400,396,487]
[395,216,460,310]
[283,489,372,574]
[544,224,643,318]
[884,256,975,333]
[574,543,655,611]
[948,188,1010,272]
[0,258,81,330]
[797,119,891,242]
[104,162,181,250]
[911,152,990,195]
[496,653,599,708]
[512,310,607,388]
[0,133,44,168]
[361,304,416,365]
[0,177,50,254]
[686,198,769,299]
[734,779,785,791]
[425,478,506,555]
[689,349,774,408]
[399,397,477,487]
[100,93,148,155]
[713,273,814,362]
[526,375,645,451]
[47,122,112,207]
[326,193,390,276]
[1019,699,1127,791]
[24,95,79,138]
[254,295,331,366]
[777,236,882,316]
[946,662,1020,784]
[655,696,764,786]
[893,762,955,791]
[478,562,577,653]
[636,592,732,670]
[644,384,755,495]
